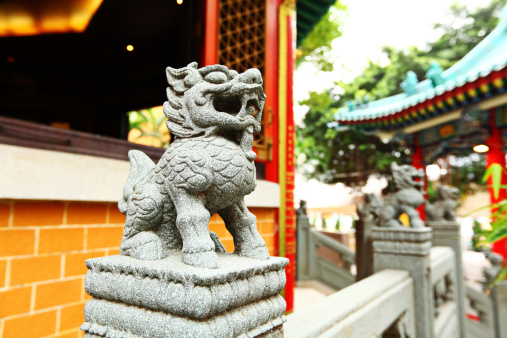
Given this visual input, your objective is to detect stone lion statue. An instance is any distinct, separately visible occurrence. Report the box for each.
[379,162,426,228]
[425,185,459,222]
[117,62,269,268]
[484,251,504,289]
[357,193,384,226]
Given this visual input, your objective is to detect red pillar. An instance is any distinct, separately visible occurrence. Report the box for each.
[284,13,296,314]
[264,0,280,255]
[412,132,426,221]
[202,0,218,66]
[487,108,507,259]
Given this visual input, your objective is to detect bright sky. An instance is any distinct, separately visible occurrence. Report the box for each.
[294,0,486,208]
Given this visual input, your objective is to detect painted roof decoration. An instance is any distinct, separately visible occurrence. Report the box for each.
[336,6,507,131]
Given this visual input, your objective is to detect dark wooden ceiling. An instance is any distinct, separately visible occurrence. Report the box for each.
[0,0,203,138]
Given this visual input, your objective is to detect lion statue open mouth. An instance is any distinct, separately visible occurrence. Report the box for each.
[164,62,265,161]
[117,62,269,269]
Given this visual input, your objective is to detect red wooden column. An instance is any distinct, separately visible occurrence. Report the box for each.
[487,108,507,259]
[202,0,218,66]
[412,132,426,221]
[264,0,280,255]
[277,0,295,313]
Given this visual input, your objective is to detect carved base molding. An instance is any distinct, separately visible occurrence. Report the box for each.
[426,221,460,239]
[372,227,432,256]
[81,254,288,337]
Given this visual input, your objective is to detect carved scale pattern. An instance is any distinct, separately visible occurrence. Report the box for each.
[218,0,269,159]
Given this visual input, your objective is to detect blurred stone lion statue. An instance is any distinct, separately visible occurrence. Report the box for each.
[379,162,425,228]
[425,185,459,222]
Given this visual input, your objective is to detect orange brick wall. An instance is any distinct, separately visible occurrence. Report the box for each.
[0,200,276,338]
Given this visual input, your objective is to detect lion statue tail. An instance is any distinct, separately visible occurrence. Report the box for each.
[118,150,156,215]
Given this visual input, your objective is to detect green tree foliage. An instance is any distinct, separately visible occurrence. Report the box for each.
[296,91,409,186]
[480,164,507,286]
[128,108,170,148]
[335,46,436,107]
[471,220,487,252]
[335,217,341,231]
[430,0,506,64]
[297,0,505,185]
[336,0,507,105]
[296,1,347,72]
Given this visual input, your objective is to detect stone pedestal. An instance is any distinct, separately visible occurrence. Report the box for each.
[492,281,507,338]
[296,209,310,281]
[372,227,433,338]
[81,253,288,337]
[428,220,466,336]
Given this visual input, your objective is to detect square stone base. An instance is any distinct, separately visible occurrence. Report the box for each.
[81,295,286,337]
[81,253,288,337]
[372,227,432,256]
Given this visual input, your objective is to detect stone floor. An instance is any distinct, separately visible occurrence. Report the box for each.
[294,280,336,312]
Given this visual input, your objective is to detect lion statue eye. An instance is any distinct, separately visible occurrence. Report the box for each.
[205,71,228,84]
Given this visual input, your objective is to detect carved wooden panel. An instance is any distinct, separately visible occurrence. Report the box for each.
[218,0,271,161]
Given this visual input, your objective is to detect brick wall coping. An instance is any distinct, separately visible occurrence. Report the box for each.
[0,144,280,207]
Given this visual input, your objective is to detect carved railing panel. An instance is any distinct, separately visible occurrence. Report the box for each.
[285,270,416,337]
[310,230,356,290]
[296,203,356,290]
[430,246,460,338]
[465,285,495,338]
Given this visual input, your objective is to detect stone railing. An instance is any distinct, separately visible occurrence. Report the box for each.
[464,252,507,338]
[430,246,460,338]
[289,224,466,337]
[285,269,415,337]
[292,178,507,338]
[491,282,507,338]
[296,204,356,290]
[429,220,466,334]
[308,230,356,290]
[466,285,496,338]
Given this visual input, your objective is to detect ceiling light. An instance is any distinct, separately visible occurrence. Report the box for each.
[126,45,134,52]
[473,144,489,153]
[176,0,183,4]
[0,0,104,37]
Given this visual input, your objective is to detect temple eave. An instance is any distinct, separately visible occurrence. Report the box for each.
[337,64,507,132]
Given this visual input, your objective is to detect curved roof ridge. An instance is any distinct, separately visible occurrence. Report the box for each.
[336,5,507,126]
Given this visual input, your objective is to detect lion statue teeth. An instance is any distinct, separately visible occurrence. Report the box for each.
[425,185,460,222]
[117,62,269,269]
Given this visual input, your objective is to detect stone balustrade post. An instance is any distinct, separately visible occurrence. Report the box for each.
[428,220,466,336]
[372,227,434,338]
[491,282,507,338]
[355,219,373,281]
[296,201,311,281]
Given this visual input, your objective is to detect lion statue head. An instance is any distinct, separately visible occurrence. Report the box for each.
[426,185,459,222]
[163,62,266,140]
[391,162,425,191]
[436,185,459,202]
